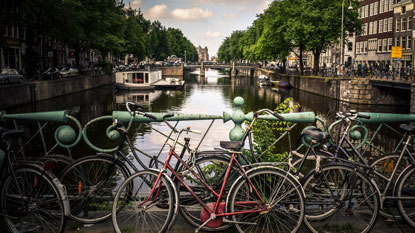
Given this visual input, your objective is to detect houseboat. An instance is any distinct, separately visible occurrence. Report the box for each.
[115,70,162,90]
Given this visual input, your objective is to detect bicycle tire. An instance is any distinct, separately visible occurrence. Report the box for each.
[59,155,130,224]
[396,165,415,228]
[176,153,238,231]
[1,166,66,233]
[229,166,305,233]
[302,163,380,233]
[112,170,175,233]
[369,152,412,219]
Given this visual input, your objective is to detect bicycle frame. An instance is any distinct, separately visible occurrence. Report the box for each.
[142,145,269,227]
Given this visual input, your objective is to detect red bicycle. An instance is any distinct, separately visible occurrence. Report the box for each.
[111,112,305,233]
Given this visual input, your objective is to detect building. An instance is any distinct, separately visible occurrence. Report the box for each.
[196,46,209,62]
[393,0,414,68]
[355,0,395,67]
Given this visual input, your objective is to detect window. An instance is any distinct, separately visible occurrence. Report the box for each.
[379,19,383,33]
[402,6,406,14]
[364,41,368,53]
[408,36,412,49]
[365,23,368,35]
[383,39,387,51]
[403,18,407,31]
[397,37,401,47]
[384,18,388,32]
[389,18,393,32]
[369,39,377,50]
[378,39,383,52]
[385,0,389,12]
[409,17,413,30]
[348,42,353,51]
[369,22,373,34]
[374,21,378,34]
[365,5,369,17]
[403,36,407,49]
[358,7,362,18]
[356,42,360,54]
[397,19,401,32]
[361,41,365,53]
[374,2,378,15]
[388,38,393,51]
[369,3,374,16]
[389,0,393,11]
[380,0,384,13]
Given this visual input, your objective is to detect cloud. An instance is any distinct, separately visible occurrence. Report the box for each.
[129,0,141,10]
[171,7,213,20]
[205,31,224,38]
[224,13,237,19]
[145,4,169,20]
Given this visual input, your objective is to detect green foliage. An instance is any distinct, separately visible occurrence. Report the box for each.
[2,0,198,68]
[250,98,300,162]
[217,0,362,71]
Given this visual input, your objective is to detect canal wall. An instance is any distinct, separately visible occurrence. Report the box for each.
[256,69,410,106]
[0,74,114,109]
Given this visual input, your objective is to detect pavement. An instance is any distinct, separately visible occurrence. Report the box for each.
[1,214,413,232]
[63,215,413,233]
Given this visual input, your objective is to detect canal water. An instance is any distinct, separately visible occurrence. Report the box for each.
[1,69,409,164]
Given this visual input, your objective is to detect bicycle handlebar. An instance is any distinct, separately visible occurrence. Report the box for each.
[255,109,286,121]
[126,102,144,113]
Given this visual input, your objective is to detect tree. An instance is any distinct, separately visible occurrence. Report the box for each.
[304,0,361,72]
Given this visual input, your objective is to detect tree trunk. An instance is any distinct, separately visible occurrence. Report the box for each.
[299,43,304,75]
[313,51,320,74]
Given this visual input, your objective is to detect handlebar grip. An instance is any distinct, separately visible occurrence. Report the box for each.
[163,113,175,120]
[357,114,370,119]
[191,130,202,134]
[273,112,285,121]
[144,113,157,121]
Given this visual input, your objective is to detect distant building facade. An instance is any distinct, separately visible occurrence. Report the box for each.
[196,46,209,62]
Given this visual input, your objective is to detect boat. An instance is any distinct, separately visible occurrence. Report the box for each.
[258,75,273,86]
[152,77,185,89]
[271,80,292,88]
[115,70,162,90]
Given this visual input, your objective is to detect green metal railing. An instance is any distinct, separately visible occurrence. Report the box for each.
[1,97,414,161]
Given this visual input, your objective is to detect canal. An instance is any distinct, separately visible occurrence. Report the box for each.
[2,69,409,161]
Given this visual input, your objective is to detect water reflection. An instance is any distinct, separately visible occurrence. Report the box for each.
[1,68,409,164]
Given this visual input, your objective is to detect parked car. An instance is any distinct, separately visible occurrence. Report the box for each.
[0,69,24,84]
[59,67,79,78]
[34,67,60,80]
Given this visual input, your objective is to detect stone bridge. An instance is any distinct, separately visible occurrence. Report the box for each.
[184,62,256,76]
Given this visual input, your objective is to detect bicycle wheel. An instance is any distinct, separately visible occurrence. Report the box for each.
[59,155,129,224]
[41,154,74,177]
[1,167,66,233]
[229,167,305,233]
[177,154,239,231]
[396,165,415,228]
[112,170,175,233]
[302,163,379,233]
[370,153,411,219]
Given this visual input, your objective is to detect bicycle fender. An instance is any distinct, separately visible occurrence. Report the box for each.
[393,164,414,197]
[51,175,71,216]
[369,177,383,209]
[148,168,179,230]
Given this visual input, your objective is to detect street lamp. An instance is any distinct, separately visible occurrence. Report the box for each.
[341,0,353,66]
[184,50,187,64]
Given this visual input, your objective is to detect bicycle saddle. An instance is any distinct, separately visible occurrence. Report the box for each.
[400,124,415,134]
[0,127,25,141]
[220,141,244,151]
[303,129,329,142]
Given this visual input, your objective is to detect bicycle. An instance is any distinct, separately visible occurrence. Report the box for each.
[0,127,69,233]
[111,112,306,233]
[57,102,159,224]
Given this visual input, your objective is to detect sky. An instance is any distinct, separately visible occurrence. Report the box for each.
[124,0,272,57]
